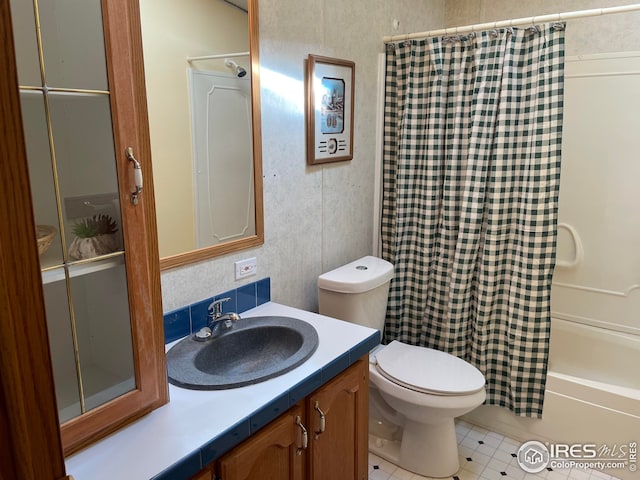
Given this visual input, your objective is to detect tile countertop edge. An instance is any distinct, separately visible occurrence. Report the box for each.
[65,302,381,480]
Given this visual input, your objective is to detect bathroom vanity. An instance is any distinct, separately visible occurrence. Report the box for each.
[65,302,379,480]
[199,359,368,480]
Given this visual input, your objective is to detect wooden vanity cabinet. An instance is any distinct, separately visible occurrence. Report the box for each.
[307,358,369,480]
[190,464,216,480]
[211,359,368,480]
[218,403,306,480]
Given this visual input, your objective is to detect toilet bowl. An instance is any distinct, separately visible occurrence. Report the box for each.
[368,341,485,477]
[318,256,487,478]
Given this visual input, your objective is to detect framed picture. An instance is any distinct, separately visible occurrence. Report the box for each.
[306,54,355,165]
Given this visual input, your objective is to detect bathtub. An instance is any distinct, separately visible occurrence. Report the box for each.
[463,318,640,479]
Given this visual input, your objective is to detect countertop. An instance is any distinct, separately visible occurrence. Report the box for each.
[65,302,380,480]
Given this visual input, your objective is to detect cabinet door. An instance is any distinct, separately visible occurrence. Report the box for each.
[8,0,167,455]
[307,359,369,480]
[218,403,306,480]
[190,463,215,480]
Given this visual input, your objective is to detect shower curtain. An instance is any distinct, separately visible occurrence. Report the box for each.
[381,24,565,417]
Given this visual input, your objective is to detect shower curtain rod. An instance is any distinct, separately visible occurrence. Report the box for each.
[186,51,249,63]
[383,3,640,42]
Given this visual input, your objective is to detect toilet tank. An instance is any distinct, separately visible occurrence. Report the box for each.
[317,256,393,331]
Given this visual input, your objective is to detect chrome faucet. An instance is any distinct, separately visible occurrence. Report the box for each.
[194,297,241,341]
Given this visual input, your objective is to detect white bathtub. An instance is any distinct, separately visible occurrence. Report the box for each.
[463,318,640,479]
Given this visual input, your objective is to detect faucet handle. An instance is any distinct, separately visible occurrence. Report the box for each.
[208,297,231,318]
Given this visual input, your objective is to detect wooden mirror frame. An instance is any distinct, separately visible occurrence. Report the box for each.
[159,0,263,270]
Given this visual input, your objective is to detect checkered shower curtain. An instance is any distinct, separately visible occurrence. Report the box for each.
[381,24,565,417]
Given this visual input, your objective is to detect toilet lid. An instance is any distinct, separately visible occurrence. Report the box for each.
[375,341,485,395]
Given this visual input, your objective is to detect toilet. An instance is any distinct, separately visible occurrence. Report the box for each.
[318,256,486,478]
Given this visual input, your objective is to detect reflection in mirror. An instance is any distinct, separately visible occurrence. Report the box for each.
[190,67,255,246]
[140,0,263,269]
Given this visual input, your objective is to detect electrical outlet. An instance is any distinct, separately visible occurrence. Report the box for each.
[235,257,257,280]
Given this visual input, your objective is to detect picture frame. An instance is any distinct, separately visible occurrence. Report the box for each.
[305,54,355,165]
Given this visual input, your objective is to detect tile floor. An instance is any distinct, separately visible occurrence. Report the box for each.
[368,421,621,480]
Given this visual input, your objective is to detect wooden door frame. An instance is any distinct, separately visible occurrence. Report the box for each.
[0,1,68,478]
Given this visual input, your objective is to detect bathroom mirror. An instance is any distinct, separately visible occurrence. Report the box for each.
[139,0,263,270]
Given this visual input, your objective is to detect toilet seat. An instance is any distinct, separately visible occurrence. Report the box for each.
[374,341,485,396]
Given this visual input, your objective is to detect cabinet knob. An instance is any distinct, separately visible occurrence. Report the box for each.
[125,147,143,205]
[295,415,308,455]
[313,401,326,438]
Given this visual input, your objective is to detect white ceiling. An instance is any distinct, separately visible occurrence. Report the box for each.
[223,0,248,12]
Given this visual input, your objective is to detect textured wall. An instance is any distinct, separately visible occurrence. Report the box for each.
[159,0,640,313]
[160,0,445,312]
[445,0,640,56]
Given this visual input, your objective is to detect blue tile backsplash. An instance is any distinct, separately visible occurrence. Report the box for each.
[163,308,191,345]
[163,277,271,344]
